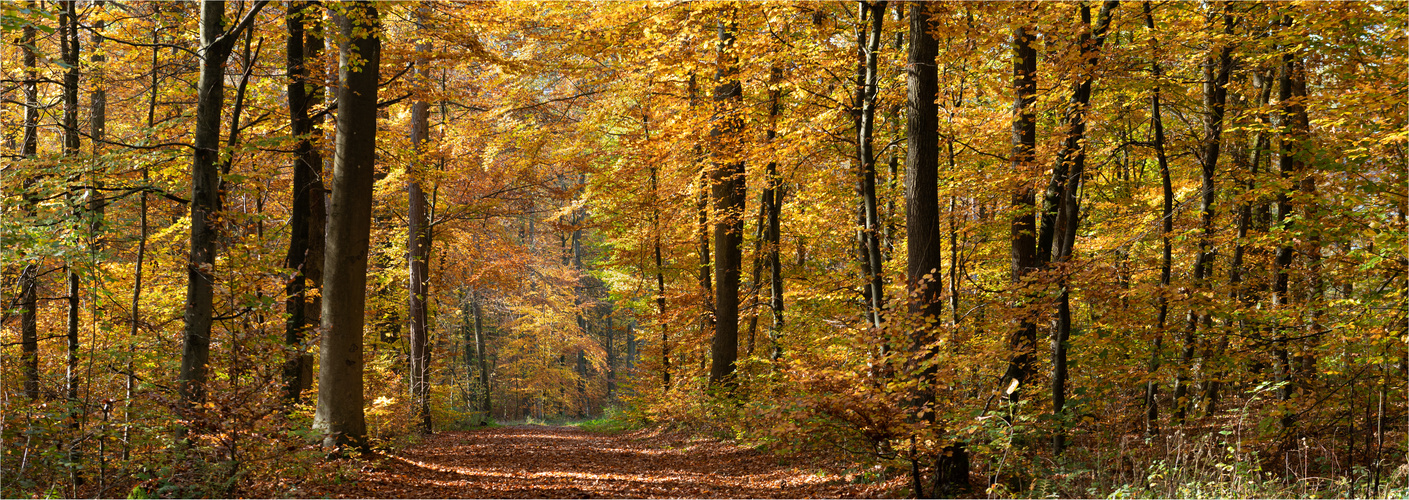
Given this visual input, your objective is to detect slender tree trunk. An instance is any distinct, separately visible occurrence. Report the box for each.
[284,0,325,405]
[1048,1,1117,455]
[1173,3,1233,425]
[708,9,745,389]
[19,0,39,402]
[764,65,785,361]
[1271,15,1309,441]
[126,9,162,458]
[1141,1,1172,437]
[855,2,886,332]
[315,0,380,451]
[407,6,433,436]
[690,73,715,343]
[59,1,83,487]
[179,0,267,417]
[646,112,670,389]
[473,291,490,417]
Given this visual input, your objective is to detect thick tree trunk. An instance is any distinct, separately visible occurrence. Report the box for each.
[284,0,325,405]
[708,10,745,389]
[407,6,433,436]
[1003,21,1039,398]
[905,4,969,496]
[315,1,380,451]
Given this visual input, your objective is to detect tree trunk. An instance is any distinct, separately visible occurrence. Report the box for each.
[407,5,434,436]
[708,10,745,389]
[647,112,670,389]
[19,0,39,402]
[315,0,380,451]
[765,64,785,362]
[1173,3,1233,425]
[473,291,490,417]
[855,2,886,332]
[60,1,84,487]
[179,0,267,416]
[1003,19,1039,398]
[284,0,325,405]
[690,74,715,343]
[1271,15,1309,441]
[1049,1,1118,455]
[905,4,969,496]
[1141,0,1172,438]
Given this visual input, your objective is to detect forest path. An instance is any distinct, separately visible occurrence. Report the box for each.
[309,425,892,498]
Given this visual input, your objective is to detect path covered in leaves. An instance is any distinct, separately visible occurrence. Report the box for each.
[310,425,896,498]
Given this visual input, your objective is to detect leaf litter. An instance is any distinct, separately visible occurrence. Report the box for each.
[307,425,903,498]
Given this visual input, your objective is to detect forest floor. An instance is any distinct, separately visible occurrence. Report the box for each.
[303,425,903,498]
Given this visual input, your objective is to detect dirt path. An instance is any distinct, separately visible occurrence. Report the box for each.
[308,425,894,498]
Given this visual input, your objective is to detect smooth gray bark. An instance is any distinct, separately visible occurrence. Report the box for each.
[315,0,380,451]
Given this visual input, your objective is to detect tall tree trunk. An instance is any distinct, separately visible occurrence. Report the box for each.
[646,111,670,389]
[127,7,162,457]
[1172,3,1233,425]
[315,0,379,451]
[1003,19,1039,399]
[1141,0,1172,437]
[1271,14,1309,441]
[59,1,83,487]
[764,64,785,362]
[407,6,433,436]
[179,0,267,417]
[19,0,39,402]
[904,4,969,496]
[855,1,886,332]
[690,73,715,346]
[473,291,490,417]
[708,9,745,389]
[284,0,325,405]
[1048,1,1117,455]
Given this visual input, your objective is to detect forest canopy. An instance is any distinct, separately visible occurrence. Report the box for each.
[1,1,1405,498]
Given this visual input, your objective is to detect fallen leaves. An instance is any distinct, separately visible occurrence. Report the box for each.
[306,425,901,498]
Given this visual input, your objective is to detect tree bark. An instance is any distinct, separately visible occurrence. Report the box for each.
[284,0,325,405]
[1141,0,1172,438]
[407,5,434,436]
[646,110,670,388]
[708,9,745,389]
[179,0,268,416]
[1049,1,1118,455]
[765,64,785,362]
[1271,14,1309,440]
[905,4,969,496]
[1173,2,1233,425]
[855,2,886,332]
[315,0,380,451]
[19,0,39,402]
[1003,19,1039,398]
[473,291,490,417]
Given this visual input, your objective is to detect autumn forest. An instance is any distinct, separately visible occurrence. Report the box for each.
[1,0,1405,498]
